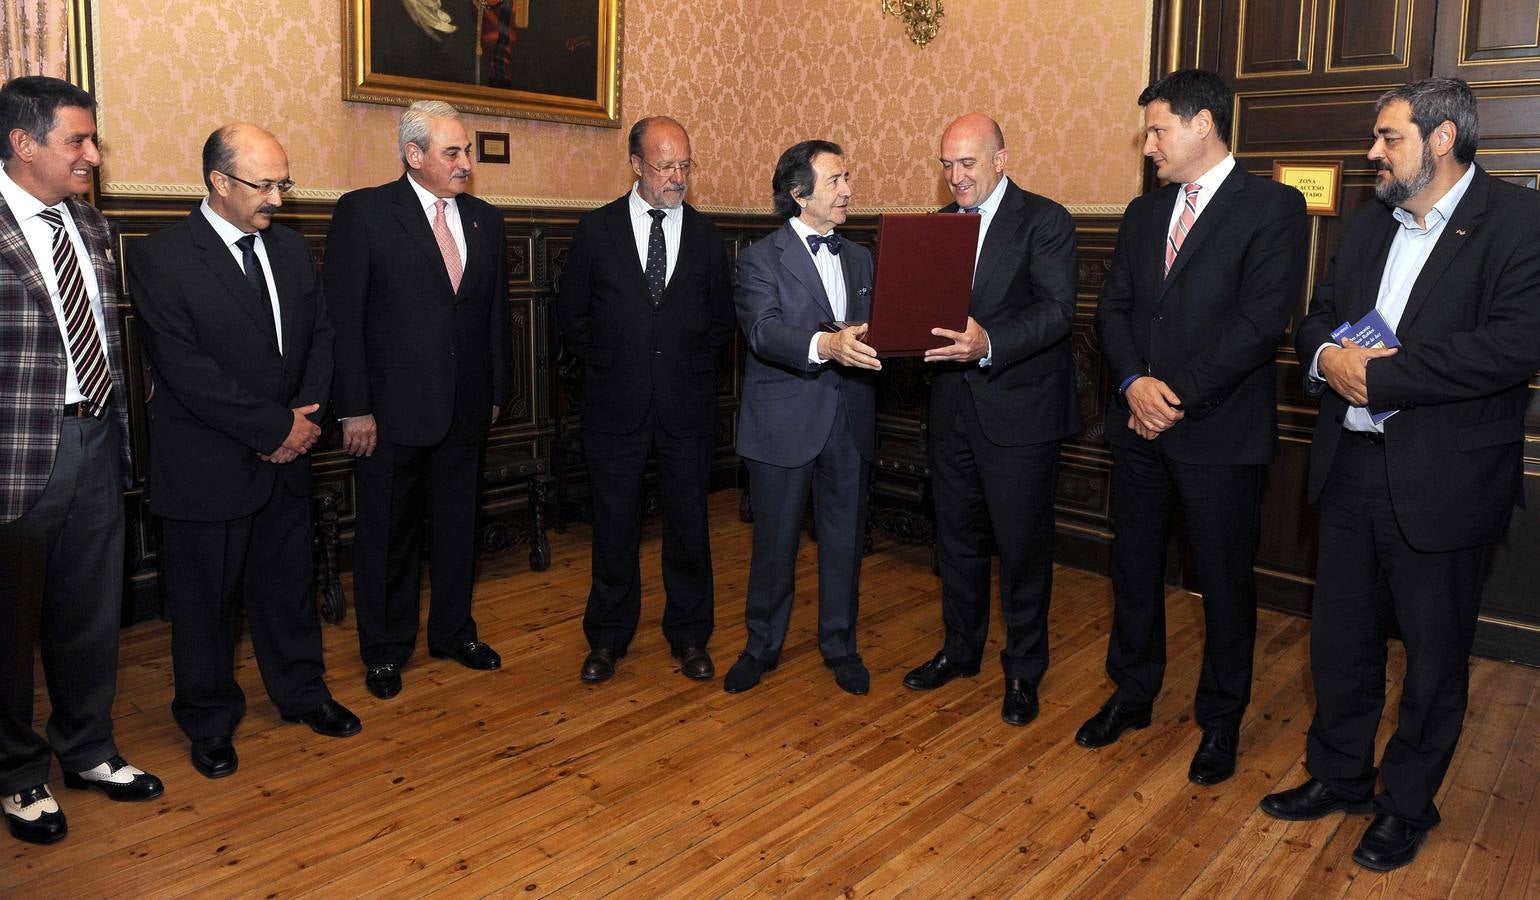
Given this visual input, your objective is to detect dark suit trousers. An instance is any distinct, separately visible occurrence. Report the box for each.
[1106,439,1262,731]
[1305,434,1486,831]
[582,411,714,654]
[931,391,1060,683]
[742,402,868,663]
[160,477,330,740]
[0,415,122,792]
[352,433,480,668]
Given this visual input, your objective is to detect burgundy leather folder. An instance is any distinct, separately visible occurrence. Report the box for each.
[864,212,979,357]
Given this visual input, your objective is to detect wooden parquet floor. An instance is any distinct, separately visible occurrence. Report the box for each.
[6,492,1537,898]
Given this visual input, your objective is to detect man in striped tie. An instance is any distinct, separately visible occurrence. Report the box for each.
[1087,69,1310,786]
[0,76,163,845]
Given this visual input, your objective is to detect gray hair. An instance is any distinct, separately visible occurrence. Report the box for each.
[1376,78,1479,165]
[399,100,461,165]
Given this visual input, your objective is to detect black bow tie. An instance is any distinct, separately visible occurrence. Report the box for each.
[806,233,843,255]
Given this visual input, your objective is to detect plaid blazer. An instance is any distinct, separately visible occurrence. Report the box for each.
[0,193,132,523]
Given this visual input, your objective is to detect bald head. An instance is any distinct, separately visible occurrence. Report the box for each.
[203,122,291,232]
[939,113,1008,209]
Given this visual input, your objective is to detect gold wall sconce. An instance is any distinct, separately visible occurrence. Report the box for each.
[881,0,945,47]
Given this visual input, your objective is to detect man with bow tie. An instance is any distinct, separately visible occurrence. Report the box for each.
[725,140,878,695]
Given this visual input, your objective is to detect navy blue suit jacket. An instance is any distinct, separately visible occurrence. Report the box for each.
[734,221,875,468]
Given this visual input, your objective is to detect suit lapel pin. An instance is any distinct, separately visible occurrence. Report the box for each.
[1454,228,1467,236]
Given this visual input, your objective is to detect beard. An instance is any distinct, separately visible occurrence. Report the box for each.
[1374,141,1436,207]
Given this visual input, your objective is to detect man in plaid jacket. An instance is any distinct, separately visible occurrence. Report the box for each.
[0,76,162,846]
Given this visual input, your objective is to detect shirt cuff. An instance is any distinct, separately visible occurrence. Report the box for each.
[808,333,826,364]
[1118,374,1141,394]
[978,335,993,368]
[1308,343,1332,381]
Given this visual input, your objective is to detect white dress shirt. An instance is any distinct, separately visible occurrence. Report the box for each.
[628,182,682,285]
[0,163,110,404]
[201,198,283,354]
[1309,163,1476,433]
[407,173,467,264]
[789,216,849,363]
[1164,153,1236,238]
[965,175,1011,366]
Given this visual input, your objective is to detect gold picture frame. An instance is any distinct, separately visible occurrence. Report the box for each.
[343,0,623,128]
[1272,160,1343,216]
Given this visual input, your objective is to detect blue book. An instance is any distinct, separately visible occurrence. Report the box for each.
[1330,309,1400,424]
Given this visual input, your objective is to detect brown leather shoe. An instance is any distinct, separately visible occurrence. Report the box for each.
[672,647,715,680]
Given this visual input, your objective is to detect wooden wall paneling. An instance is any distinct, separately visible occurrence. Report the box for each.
[1436,0,1540,80]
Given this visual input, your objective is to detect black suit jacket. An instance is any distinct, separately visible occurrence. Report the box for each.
[1096,164,1310,465]
[1294,166,1540,552]
[556,194,734,437]
[735,221,876,468]
[325,175,512,447]
[129,209,332,521]
[933,178,1082,444]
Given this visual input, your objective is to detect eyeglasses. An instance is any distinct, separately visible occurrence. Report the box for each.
[643,159,694,177]
[219,171,295,195]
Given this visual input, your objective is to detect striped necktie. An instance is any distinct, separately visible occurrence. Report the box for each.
[37,207,111,414]
[1164,182,1201,277]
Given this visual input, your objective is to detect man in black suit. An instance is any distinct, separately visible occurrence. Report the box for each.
[0,76,161,846]
[725,141,878,696]
[901,113,1081,727]
[131,124,361,780]
[1087,70,1309,785]
[557,116,734,684]
[326,101,512,700]
[1261,77,1540,872]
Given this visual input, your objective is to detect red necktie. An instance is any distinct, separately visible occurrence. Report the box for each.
[1164,182,1201,277]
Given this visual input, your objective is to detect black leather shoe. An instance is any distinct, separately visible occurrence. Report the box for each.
[431,640,502,670]
[190,736,238,779]
[673,647,715,681]
[1075,700,1153,748]
[581,648,621,683]
[3,785,67,844]
[1260,778,1373,821]
[62,755,164,802]
[1352,813,1428,871]
[826,655,870,695]
[902,651,981,691]
[282,698,363,738]
[365,663,402,699]
[1188,727,1239,785]
[723,654,776,694]
[1001,679,1039,726]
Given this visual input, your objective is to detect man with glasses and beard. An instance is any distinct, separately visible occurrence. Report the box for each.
[326,101,512,701]
[1263,77,1540,872]
[131,123,361,780]
[558,116,734,685]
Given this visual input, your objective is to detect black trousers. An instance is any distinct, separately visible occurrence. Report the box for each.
[930,391,1061,683]
[0,415,123,792]
[1106,438,1263,732]
[1305,433,1487,830]
[741,402,868,663]
[582,412,714,654]
[160,476,330,740]
[352,433,480,669]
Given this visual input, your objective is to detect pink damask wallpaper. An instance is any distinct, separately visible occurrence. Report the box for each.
[95,1,1148,210]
